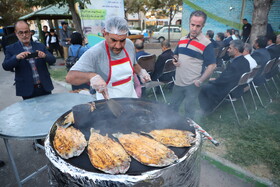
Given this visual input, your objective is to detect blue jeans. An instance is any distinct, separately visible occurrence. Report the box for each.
[170,84,200,119]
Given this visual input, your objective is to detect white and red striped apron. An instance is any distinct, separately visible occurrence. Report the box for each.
[96,42,137,100]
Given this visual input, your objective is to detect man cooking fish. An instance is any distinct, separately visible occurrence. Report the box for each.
[66,17,151,99]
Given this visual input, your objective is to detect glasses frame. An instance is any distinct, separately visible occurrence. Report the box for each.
[17,30,31,36]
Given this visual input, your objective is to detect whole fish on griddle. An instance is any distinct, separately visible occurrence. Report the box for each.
[114,132,178,167]
[53,125,87,159]
[142,129,195,147]
[87,129,131,174]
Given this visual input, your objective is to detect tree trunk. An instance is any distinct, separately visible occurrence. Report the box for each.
[167,8,173,42]
[48,19,54,29]
[68,0,83,35]
[54,20,60,39]
[250,0,272,44]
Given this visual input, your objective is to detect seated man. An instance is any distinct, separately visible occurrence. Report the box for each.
[222,29,233,61]
[243,43,257,70]
[151,40,174,81]
[215,32,225,67]
[199,40,250,114]
[206,30,217,48]
[223,29,233,47]
[266,34,279,60]
[251,36,271,86]
[134,38,150,60]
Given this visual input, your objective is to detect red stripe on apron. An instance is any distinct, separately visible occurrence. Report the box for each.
[105,42,112,84]
[112,76,131,87]
[111,57,130,66]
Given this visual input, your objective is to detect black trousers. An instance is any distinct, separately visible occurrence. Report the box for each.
[48,43,64,57]
[22,84,51,100]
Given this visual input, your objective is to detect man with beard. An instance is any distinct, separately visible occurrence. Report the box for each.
[198,40,250,114]
[170,10,216,119]
[66,17,151,100]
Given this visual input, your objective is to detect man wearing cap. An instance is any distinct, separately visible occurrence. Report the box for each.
[59,21,72,64]
[66,17,151,99]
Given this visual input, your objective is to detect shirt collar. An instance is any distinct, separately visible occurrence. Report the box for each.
[19,40,32,48]
[186,32,203,41]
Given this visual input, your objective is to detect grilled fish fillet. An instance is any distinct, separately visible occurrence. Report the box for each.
[63,111,74,125]
[87,129,131,174]
[115,132,178,167]
[144,129,195,147]
[53,126,87,159]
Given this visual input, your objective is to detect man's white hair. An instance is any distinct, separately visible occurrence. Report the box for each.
[104,17,129,35]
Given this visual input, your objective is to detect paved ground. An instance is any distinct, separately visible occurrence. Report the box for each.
[0,48,255,186]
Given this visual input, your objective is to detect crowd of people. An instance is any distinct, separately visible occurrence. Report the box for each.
[132,11,280,119]
[1,10,280,167]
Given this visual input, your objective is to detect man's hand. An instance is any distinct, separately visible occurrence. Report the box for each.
[16,51,30,60]
[194,79,202,87]
[37,50,46,58]
[90,75,107,93]
[139,69,151,83]
[172,56,181,67]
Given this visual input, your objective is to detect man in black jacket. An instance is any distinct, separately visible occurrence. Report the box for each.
[152,40,174,81]
[251,35,271,86]
[199,40,250,113]
[241,18,251,43]
[266,34,279,60]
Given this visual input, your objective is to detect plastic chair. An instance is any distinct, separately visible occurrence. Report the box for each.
[156,59,176,103]
[212,72,252,126]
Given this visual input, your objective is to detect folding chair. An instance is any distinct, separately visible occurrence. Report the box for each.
[264,58,279,94]
[212,72,252,126]
[214,46,229,74]
[274,57,280,81]
[251,59,276,107]
[137,54,157,75]
[247,65,261,110]
[156,59,176,103]
[138,54,163,101]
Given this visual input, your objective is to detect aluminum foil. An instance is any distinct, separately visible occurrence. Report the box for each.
[45,130,202,187]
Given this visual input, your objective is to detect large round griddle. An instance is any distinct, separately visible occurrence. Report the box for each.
[49,98,195,175]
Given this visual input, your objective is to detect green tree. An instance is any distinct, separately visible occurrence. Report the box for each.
[124,0,153,30]
[150,0,182,41]
[24,0,91,35]
[125,0,182,41]
[0,0,32,27]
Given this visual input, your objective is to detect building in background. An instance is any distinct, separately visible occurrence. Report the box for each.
[181,0,280,36]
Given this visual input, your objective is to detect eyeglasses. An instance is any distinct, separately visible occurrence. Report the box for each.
[17,30,30,36]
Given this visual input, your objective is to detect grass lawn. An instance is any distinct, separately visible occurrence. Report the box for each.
[143,82,280,185]
[49,67,68,82]
[200,88,280,185]
[50,69,280,185]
